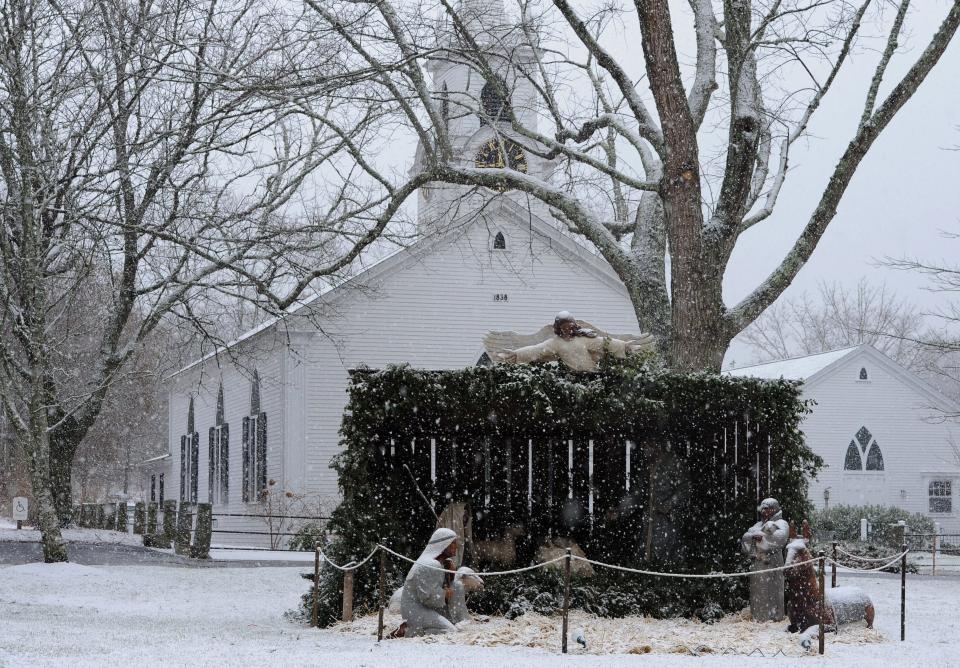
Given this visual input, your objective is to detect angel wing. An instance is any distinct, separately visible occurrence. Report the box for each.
[577,321,657,352]
[483,325,554,359]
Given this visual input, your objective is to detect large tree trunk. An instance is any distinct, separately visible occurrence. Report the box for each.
[25,415,68,562]
[49,433,77,526]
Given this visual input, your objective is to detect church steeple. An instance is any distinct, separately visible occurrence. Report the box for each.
[414,0,550,233]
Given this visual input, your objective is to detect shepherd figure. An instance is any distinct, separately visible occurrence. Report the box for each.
[740,497,790,622]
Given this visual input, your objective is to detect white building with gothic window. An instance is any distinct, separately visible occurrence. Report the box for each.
[727,345,960,533]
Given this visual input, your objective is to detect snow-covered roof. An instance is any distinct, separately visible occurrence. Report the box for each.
[723,346,860,381]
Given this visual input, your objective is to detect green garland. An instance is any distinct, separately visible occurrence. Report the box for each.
[301,359,821,626]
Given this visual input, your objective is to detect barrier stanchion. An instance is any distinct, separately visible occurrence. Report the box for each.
[831,541,837,588]
[901,543,907,641]
[378,548,386,642]
[343,570,355,622]
[818,552,825,655]
[312,543,321,627]
[561,547,571,654]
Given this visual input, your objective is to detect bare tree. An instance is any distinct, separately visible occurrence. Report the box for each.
[0,0,426,561]
[303,0,960,371]
[739,279,931,368]
[886,234,960,409]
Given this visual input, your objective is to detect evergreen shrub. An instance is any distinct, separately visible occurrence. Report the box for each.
[300,360,820,627]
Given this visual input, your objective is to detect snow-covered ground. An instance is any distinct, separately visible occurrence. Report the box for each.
[1,521,314,563]
[0,524,144,547]
[1,561,958,667]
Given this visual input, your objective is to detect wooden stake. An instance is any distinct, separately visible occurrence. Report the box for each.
[378,548,386,642]
[311,542,321,628]
[932,532,937,576]
[818,551,825,655]
[561,547,571,654]
[831,541,837,588]
[901,542,907,642]
[342,570,355,622]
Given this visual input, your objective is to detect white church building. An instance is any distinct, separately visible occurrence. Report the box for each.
[161,2,645,542]
[727,345,960,533]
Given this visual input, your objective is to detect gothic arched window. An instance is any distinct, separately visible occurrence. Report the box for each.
[476,352,492,367]
[859,367,868,380]
[493,231,506,249]
[243,371,267,502]
[479,79,511,125]
[209,383,229,504]
[180,397,199,502]
[843,426,884,471]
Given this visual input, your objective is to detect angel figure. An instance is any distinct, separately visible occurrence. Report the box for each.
[483,311,655,372]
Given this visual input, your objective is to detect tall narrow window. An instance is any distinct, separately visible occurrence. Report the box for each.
[929,480,952,513]
[158,473,165,504]
[242,371,268,503]
[180,397,199,502]
[208,384,229,505]
[493,231,506,250]
[150,475,157,502]
[843,426,884,472]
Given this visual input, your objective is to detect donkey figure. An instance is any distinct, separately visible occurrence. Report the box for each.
[784,520,875,649]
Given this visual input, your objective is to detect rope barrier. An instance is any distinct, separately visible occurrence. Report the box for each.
[316,546,380,572]
[377,543,568,576]
[318,543,827,580]
[569,554,823,579]
[827,550,909,574]
[834,545,906,562]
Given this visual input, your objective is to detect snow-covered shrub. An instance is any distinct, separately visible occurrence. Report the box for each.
[809,504,933,547]
[298,359,818,627]
[288,523,327,552]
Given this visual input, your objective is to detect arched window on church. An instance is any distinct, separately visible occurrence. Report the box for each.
[493,231,506,250]
[180,396,199,502]
[859,367,868,380]
[209,383,229,505]
[843,426,884,471]
[243,371,268,502]
[479,78,511,125]
[476,352,492,367]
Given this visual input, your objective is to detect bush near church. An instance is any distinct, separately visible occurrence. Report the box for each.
[300,358,821,627]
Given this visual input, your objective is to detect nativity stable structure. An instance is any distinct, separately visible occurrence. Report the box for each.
[727,345,960,533]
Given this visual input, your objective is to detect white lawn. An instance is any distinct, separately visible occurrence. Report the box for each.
[1,557,958,667]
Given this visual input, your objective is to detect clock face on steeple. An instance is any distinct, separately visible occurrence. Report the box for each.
[474,138,528,190]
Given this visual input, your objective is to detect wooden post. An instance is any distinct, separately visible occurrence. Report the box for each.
[831,541,837,588]
[378,548,387,642]
[901,542,907,642]
[932,532,937,576]
[561,547,571,654]
[818,551,825,655]
[342,570,355,622]
[311,543,321,628]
